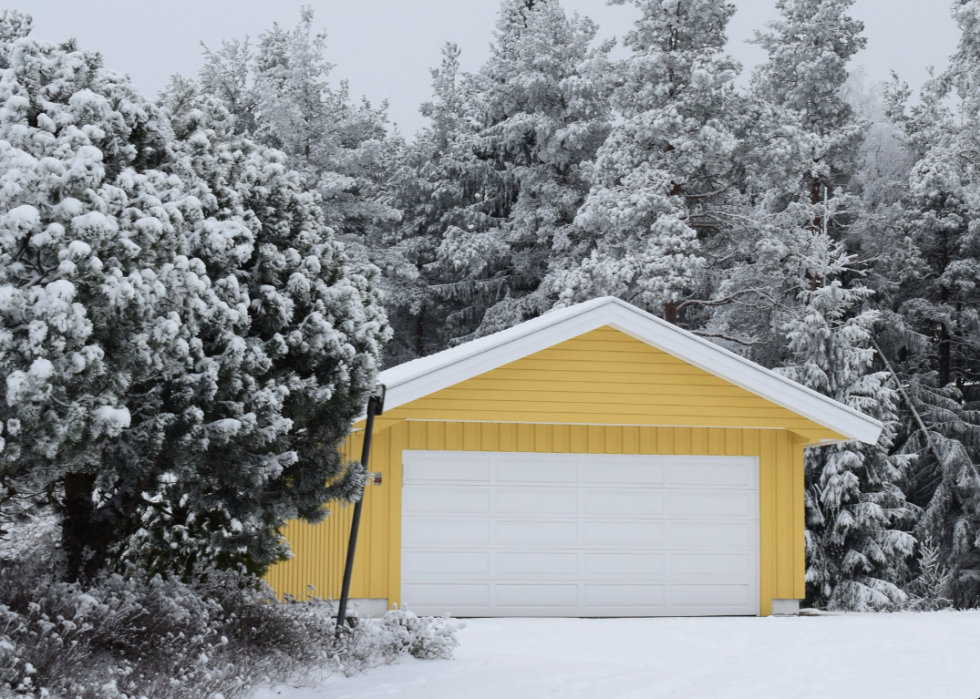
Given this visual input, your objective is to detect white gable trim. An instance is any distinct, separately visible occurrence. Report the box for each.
[374,297,884,445]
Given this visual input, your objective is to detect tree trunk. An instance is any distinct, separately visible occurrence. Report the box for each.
[415,306,426,358]
[62,473,117,581]
[938,320,951,389]
[938,231,951,387]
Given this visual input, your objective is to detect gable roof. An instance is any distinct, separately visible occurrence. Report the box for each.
[376,297,883,445]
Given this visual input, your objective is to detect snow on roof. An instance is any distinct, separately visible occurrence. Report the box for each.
[374,296,883,445]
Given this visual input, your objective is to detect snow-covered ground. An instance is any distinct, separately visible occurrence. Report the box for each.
[258,612,980,699]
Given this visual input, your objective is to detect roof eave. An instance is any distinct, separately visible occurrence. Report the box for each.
[366,297,884,446]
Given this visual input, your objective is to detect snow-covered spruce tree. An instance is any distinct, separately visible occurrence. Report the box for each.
[550,0,749,321]
[0,23,388,580]
[383,43,471,363]
[742,0,922,609]
[778,262,916,610]
[427,0,613,340]
[873,1,980,606]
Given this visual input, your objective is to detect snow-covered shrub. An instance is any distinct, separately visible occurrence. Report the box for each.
[0,509,62,573]
[379,609,464,661]
[0,545,464,698]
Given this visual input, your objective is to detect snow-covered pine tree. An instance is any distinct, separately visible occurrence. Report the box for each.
[723,0,871,350]
[751,0,867,212]
[778,257,916,610]
[735,0,870,331]
[0,20,388,579]
[550,0,747,321]
[874,0,980,606]
[200,8,401,247]
[429,0,613,340]
[706,0,868,360]
[684,0,873,363]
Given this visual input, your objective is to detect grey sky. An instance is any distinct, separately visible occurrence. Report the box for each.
[26,0,959,137]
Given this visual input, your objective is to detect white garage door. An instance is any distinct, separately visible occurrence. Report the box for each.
[401,451,759,617]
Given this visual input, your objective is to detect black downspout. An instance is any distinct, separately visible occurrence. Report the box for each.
[336,385,385,633]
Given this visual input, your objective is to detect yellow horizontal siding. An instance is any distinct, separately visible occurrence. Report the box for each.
[382,327,838,437]
[267,325,814,615]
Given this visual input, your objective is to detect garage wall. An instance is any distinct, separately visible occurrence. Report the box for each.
[380,327,841,442]
[265,422,805,616]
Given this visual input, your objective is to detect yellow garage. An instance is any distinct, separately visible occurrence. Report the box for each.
[266,297,881,617]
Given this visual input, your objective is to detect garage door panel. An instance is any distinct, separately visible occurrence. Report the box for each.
[668,522,754,548]
[584,553,666,577]
[582,460,665,485]
[668,490,754,517]
[497,489,578,514]
[404,487,491,514]
[403,583,490,608]
[670,553,753,576]
[584,584,666,607]
[403,519,491,547]
[583,521,666,547]
[404,454,491,483]
[496,520,578,546]
[402,451,759,617]
[585,490,666,515]
[496,584,578,607]
[669,461,755,487]
[495,459,577,483]
[671,584,752,607]
[402,551,490,577]
[496,552,579,576]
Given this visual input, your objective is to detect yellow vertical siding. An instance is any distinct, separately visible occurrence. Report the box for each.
[267,422,805,616]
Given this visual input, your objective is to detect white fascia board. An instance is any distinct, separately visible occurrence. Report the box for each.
[601,304,884,445]
[370,297,884,445]
[378,296,610,390]
[382,306,613,410]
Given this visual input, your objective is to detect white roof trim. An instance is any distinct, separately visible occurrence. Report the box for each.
[373,297,883,445]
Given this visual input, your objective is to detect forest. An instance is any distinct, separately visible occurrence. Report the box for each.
[3,0,980,695]
[2,0,980,617]
[195,0,978,611]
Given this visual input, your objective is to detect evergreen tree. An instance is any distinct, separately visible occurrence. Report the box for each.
[200,9,400,246]
[384,44,471,363]
[751,0,867,210]
[875,0,980,606]
[731,0,871,343]
[551,0,745,321]
[746,0,922,609]
[778,265,916,610]
[432,0,613,340]
[0,23,388,579]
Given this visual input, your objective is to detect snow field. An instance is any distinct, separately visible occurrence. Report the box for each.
[258,612,980,699]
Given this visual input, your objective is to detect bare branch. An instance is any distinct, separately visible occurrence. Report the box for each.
[677,287,780,312]
[691,331,763,347]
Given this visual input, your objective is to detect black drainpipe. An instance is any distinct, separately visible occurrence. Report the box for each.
[336,384,386,634]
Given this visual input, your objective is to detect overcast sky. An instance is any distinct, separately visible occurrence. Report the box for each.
[26,0,959,137]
